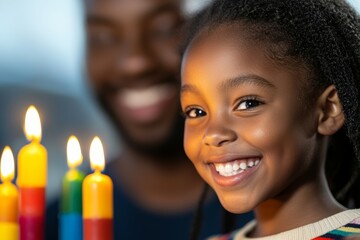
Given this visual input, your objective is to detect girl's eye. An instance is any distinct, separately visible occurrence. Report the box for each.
[183,107,207,118]
[236,98,263,110]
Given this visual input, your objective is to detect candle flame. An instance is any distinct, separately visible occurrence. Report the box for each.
[67,135,83,169]
[1,146,15,182]
[24,105,42,142]
[89,136,105,172]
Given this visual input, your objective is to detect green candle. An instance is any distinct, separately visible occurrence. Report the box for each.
[59,136,84,240]
[61,168,84,213]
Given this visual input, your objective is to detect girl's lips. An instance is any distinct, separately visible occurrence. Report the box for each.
[209,158,261,187]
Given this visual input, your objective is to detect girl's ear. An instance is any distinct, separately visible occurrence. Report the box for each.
[317,85,345,135]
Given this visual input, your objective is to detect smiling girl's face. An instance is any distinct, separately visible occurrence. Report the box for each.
[180,24,323,213]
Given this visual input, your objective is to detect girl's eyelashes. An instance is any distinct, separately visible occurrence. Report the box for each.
[181,96,264,118]
[235,96,264,111]
[182,106,207,119]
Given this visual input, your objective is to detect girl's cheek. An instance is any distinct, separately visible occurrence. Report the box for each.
[184,128,202,162]
[240,116,285,149]
[248,127,272,148]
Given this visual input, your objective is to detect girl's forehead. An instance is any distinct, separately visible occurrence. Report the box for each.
[182,24,267,79]
[183,22,281,69]
[181,23,309,97]
[182,22,309,81]
[183,24,253,66]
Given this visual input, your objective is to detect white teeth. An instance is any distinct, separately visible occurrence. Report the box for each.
[248,160,254,167]
[233,162,239,171]
[214,158,261,177]
[225,163,232,173]
[119,83,176,109]
[215,164,224,173]
[239,162,247,170]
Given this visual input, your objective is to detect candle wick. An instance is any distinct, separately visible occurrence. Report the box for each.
[1,177,11,183]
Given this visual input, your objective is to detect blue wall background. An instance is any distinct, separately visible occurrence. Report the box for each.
[0,0,119,202]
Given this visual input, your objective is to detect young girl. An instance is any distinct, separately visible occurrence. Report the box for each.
[180,0,360,239]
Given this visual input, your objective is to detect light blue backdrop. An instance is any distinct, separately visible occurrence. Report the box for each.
[0,0,119,201]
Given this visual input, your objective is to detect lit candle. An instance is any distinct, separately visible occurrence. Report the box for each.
[83,137,113,240]
[17,105,47,240]
[60,135,84,240]
[0,146,19,240]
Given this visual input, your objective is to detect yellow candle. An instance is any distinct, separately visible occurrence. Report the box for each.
[0,146,19,240]
[17,105,47,240]
[83,137,113,240]
[17,106,47,187]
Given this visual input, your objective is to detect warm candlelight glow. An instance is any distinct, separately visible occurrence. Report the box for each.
[89,137,105,172]
[0,146,15,182]
[67,136,83,169]
[24,105,42,142]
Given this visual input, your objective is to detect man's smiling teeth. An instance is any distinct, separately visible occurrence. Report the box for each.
[120,83,175,109]
[214,159,260,177]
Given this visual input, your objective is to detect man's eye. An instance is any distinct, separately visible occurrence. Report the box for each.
[88,31,118,48]
[149,24,177,38]
[184,108,207,118]
[148,14,182,39]
[237,99,263,110]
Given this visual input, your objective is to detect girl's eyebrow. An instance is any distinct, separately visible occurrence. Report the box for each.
[181,83,199,94]
[181,74,275,94]
[218,74,275,91]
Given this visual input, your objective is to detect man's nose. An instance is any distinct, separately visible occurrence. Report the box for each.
[116,35,156,79]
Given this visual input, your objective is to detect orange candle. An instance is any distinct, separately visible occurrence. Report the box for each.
[17,105,47,240]
[83,137,113,240]
[0,146,19,240]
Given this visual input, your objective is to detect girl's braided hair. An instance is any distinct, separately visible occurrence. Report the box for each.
[185,0,360,239]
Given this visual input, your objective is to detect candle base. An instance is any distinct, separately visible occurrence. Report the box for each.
[0,222,19,240]
[19,215,44,240]
[84,218,113,240]
[60,213,82,240]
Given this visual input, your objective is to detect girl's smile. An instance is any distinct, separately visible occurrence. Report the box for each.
[209,155,262,187]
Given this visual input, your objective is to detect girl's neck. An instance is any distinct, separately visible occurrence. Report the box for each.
[251,174,346,237]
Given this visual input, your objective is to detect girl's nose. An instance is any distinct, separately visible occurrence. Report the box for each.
[202,122,237,147]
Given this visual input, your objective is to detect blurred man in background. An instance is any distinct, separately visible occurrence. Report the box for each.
[47,0,252,239]
[86,0,206,238]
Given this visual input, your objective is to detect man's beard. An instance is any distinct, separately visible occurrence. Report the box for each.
[98,95,187,166]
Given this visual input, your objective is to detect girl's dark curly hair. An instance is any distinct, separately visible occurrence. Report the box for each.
[185,0,360,239]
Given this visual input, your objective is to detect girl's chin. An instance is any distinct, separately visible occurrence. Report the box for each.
[223,206,253,214]
[218,195,255,214]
